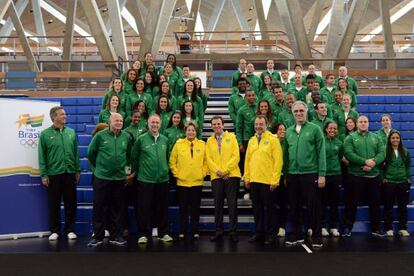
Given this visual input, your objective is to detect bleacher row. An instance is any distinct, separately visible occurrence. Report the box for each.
[30,93,414,234]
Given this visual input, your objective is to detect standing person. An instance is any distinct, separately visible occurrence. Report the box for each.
[375,114,395,145]
[144,72,159,97]
[337,78,357,109]
[321,122,343,237]
[124,110,147,141]
[231,59,247,87]
[259,75,273,101]
[333,94,359,137]
[164,111,185,151]
[194,77,209,112]
[244,115,283,244]
[87,113,132,247]
[307,64,324,88]
[38,106,80,241]
[383,131,411,237]
[155,95,172,134]
[131,114,172,244]
[336,66,358,95]
[260,59,281,83]
[170,122,207,239]
[228,77,248,126]
[101,77,126,113]
[246,63,262,96]
[331,90,344,116]
[126,79,153,119]
[277,93,296,128]
[310,103,334,131]
[343,116,386,237]
[256,99,276,131]
[284,101,326,248]
[176,80,204,123]
[280,69,291,92]
[98,94,125,124]
[206,116,241,242]
[320,74,337,104]
[123,69,138,95]
[121,59,141,81]
[288,74,307,103]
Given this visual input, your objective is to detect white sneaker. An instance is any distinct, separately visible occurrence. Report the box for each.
[104,230,110,238]
[277,228,286,237]
[158,234,173,242]
[152,228,158,237]
[386,230,394,237]
[330,228,340,237]
[138,236,148,244]
[67,232,77,240]
[243,193,250,200]
[399,230,410,237]
[48,233,59,241]
[321,228,329,237]
[307,229,313,237]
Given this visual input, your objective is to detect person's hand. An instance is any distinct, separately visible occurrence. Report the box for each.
[342,157,349,166]
[270,184,277,191]
[318,176,325,188]
[42,177,49,187]
[126,173,135,185]
[244,181,250,189]
[362,165,372,172]
[216,170,224,178]
[222,172,230,180]
[239,144,245,153]
[365,159,376,168]
[75,173,80,183]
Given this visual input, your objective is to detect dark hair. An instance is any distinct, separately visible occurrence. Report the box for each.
[183,80,198,102]
[306,74,315,81]
[237,77,248,85]
[49,106,64,121]
[156,95,170,114]
[256,99,273,125]
[159,80,170,96]
[166,54,177,67]
[144,72,156,88]
[132,100,148,119]
[294,64,302,69]
[157,74,168,86]
[126,68,138,82]
[255,114,268,125]
[106,94,121,112]
[314,102,325,111]
[345,117,357,135]
[270,122,286,135]
[210,115,224,125]
[184,121,198,132]
[182,64,190,69]
[133,78,145,92]
[194,77,203,98]
[324,121,338,136]
[181,99,196,120]
[261,75,272,90]
[92,123,108,136]
[111,77,124,92]
[338,77,349,90]
[381,114,392,122]
[167,111,184,129]
[325,73,335,79]
[385,130,407,167]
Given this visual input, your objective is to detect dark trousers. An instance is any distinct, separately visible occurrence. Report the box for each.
[383,181,410,231]
[287,174,322,239]
[251,182,277,237]
[274,176,287,229]
[177,186,202,234]
[48,173,77,234]
[136,181,169,238]
[321,175,341,229]
[211,177,240,234]
[239,140,249,176]
[343,175,381,231]
[92,177,125,240]
[123,182,138,231]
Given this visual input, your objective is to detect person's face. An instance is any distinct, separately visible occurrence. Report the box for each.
[317,104,327,117]
[133,60,141,70]
[334,92,343,103]
[281,70,289,80]
[194,78,201,88]
[211,118,224,135]
[381,116,392,129]
[161,82,170,94]
[131,112,141,125]
[184,102,193,114]
[145,53,153,64]
[338,79,347,89]
[183,67,190,77]
[53,109,66,125]
[357,116,369,132]
[186,125,196,140]
[239,59,247,70]
[167,55,175,64]
[326,75,335,85]
[390,133,400,148]
[128,70,137,81]
[264,76,271,85]
[110,114,123,131]
[306,79,315,88]
[145,73,152,83]
[165,64,173,74]
[326,123,338,139]
[294,66,302,74]
[136,80,144,92]
[259,102,269,115]
[147,65,154,72]
[172,113,181,126]
[295,75,302,85]
[338,66,347,77]
[185,81,194,93]
[308,64,315,73]
[277,124,286,139]
[159,98,168,110]
[246,91,256,104]
[346,119,356,131]
[159,75,166,82]
[286,95,295,108]
[137,102,146,113]
[292,103,307,124]
[238,81,247,93]
[274,88,283,101]
[254,117,266,135]
[247,64,254,74]
[313,82,320,90]
[148,116,161,134]
[113,79,122,91]
[110,96,119,109]
[266,60,274,70]
[343,96,351,108]
[312,91,321,102]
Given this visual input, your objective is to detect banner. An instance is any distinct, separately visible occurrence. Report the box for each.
[0,98,59,239]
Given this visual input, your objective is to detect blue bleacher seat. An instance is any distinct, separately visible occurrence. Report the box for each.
[369,95,385,103]
[369,104,384,112]
[92,106,101,113]
[392,122,401,129]
[93,116,99,124]
[357,96,369,104]
[80,158,90,171]
[357,104,369,113]
[400,122,413,131]
[77,106,93,114]
[400,105,414,112]
[384,104,400,113]
[78,135,92,146]
[385,95,401,104]
[77,98,94,105]
[369,122,381,131]
[402,114,414,121]
[401,95,414,104]
[79,172,92,186]
[404,140,414,149]
[390,113,401,121]
[401,131,414,140]
[79,146,88,158]
[93,97,103,105]
[76,115,93,123]
[6,71,36,89]
[64,106,77,114]
[367,113,382,122]
[61,98,77,105]
[66,115,77,123]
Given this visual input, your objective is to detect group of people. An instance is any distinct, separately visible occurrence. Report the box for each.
[37,56,412,249]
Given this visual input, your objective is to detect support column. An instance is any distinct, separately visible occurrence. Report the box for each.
[228,0,250,38]
[0,0,12,22]
[0,0,28,44]
[379,0,396,71]
[129,0,146,38]
[31,0,47,45]
[304,0,325,44]
[254,0,270,40]
[186,0,201,34]
[204,0,226,40]
[107,0,128,63]
[62,0,77,72]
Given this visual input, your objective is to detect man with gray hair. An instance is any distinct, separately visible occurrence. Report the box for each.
[38,106,80,241]
[284,101,326,248]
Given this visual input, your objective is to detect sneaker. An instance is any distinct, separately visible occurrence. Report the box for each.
[311,238,323,248]
[321,228,329,237]
[307,229,313,237]
[48,233,59,241]
[152,228,158,237]
[109,236,127,246]
[285,236,304,246]
[87,238,103,247]
[342,228,352,237]
[104,230,110,238]
[137,236,148,244]
[67,232,77,240]
[371,230,385,237]
[192,233,200,240]
[178,233,185,240]
[386,230,394,237]
[399,230,410,237]
[330,228,340,237]
[243,193,250,200]
[277,228,286,237]
[158,234,173,243]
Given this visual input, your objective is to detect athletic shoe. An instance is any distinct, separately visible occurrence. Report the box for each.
[342,228,352,237]
[285,235,304,246]
[67,232,77,240]
[277,228,286,237]
[330,228,340,237]
[321,228,329,237]
[192,233,200,240]
[178,233,185,240]
[152,228,158,237]
[158,234,173,242]
[137,236,148,244]
[48,233,59,241]
[371,230,385,237]
[311,238,323,248]
[386,230,394,237]
[243,193,250,200]
[87,238,103,247]
[109,237,127,246]
[104,230,110,238]
[399,230,410,237]
[307,229,313,237]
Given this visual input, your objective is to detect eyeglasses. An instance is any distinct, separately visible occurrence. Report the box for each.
[293,109,305,113]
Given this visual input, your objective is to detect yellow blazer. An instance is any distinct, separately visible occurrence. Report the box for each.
[206,131,241,180]
[244,131,283,185]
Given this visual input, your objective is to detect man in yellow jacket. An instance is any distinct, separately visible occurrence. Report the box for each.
[206,115,241,243]
[169,122,208,239]
[244,115,283,244]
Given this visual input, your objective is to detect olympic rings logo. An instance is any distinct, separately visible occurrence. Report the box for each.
[19,139,38,148]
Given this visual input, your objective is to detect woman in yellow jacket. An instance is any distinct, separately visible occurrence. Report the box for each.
[206,115,241,242]
[244,115,283,244]
[170,122,207,240]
